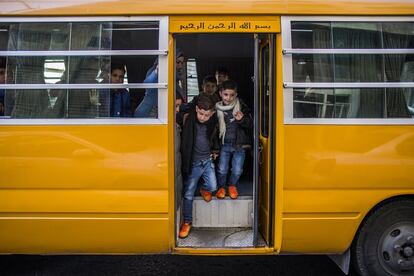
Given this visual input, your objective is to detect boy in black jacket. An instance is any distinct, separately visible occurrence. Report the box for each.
[179,94,220,238]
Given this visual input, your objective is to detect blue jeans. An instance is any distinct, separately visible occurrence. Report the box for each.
[183,158,217,223]
[217,143,246,188]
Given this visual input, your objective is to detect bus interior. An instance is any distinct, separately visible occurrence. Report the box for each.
[174,33,269,248]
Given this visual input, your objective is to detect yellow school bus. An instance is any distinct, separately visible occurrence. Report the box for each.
[0,1,413,275]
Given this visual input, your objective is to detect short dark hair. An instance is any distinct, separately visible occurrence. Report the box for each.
[176,48,184,59]
[215,66,229,76]
[202,75,216,85]
[196,94,215,111]
[219,79,237,92]
[111,63,125,73]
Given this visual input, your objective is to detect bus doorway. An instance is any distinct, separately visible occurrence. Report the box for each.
[174,33,275,249]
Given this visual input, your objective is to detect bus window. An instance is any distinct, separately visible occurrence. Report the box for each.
[0,19,168,122]
[284,21,414,120]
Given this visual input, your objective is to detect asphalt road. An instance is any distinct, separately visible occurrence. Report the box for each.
[0,254,360,276]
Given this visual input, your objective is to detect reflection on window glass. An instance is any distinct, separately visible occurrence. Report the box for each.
[0,21,162,119]
[294,89,334,118]
[291,22,331,49]
[293,88,412,118]
[291,22,414,50]
[293,54,333,82]
[332,22,382,49]
[291,22,414,85]
[334,54,383,82]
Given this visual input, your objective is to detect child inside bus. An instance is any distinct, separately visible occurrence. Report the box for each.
[215,80,252,199]
[179,75,219,114]
[99,63,131,117]
[109,64,130,117]
[214,66,230,101]
[215,66,230,86]
[135,50,185,118]
[179,94,219,238]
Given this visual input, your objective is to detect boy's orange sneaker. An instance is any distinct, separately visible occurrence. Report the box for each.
[216,187,226,199]
[200,188,212,202]
[228,185,238,199]
[179,222,191,239]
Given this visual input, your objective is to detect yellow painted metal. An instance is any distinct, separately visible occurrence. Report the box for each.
[0,125,170,253]
[258,37,271,244]
[0,214,169,254]
[0,1,413,256]
[284,126,414,190]
[0,126,168,190]
[281,125,414,252]
[174,247,274,255]
[282,189,414,253]
[273,33,284,254]
[1,0,413,16]
[168,34,177,251]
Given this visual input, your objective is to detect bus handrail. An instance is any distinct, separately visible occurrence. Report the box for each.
[283,48,414,54]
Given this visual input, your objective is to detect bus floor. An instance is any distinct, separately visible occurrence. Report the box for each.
[177,227,266,248]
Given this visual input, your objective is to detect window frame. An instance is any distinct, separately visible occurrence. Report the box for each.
[282,16,414,125]
[0,16,169,125]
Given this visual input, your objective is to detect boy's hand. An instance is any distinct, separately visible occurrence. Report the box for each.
[212,153,219,160]
[234,111,244,121]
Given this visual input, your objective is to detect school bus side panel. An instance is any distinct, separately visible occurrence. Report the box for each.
[0,125,169,253]
[281,125,414,253]
[1,0,412,16]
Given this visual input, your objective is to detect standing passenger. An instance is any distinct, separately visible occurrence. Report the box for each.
[215,66,230,86]
[179,75,219,114]
[215,80,252,200]
[109,64,130,117]
[135,50,185,117]
[179,94,219,238]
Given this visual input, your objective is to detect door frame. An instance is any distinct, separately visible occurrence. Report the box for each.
[169,15,280,253]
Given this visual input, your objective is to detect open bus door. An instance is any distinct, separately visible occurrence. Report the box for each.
[171,16,279,250]
[256,34,276,246]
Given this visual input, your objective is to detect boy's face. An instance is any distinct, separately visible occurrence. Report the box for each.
[195,106,214,123]
[219,89,237,105]
[111,68,125,84]
[176,56,185,71]
[215,72,229,85]
[202,81,217,95]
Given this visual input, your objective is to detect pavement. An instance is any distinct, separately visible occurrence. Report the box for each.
[0,254,360,276]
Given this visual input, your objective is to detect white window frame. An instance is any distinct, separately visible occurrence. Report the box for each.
[282,16,414,125]
[0,16,169,125]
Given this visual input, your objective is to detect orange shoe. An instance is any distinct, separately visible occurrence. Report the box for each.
[228,185,238,199]
[200,188,212,202]
[179,222,191,239]
[216,187,226,199]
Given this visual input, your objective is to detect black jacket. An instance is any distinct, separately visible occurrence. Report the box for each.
[180,107,220,178]
[219,99,253,149]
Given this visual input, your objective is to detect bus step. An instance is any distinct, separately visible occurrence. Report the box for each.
[192,196,253,227]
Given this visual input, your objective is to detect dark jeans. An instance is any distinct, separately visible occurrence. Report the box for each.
[217,143,246,188]
[183,158,217,223]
